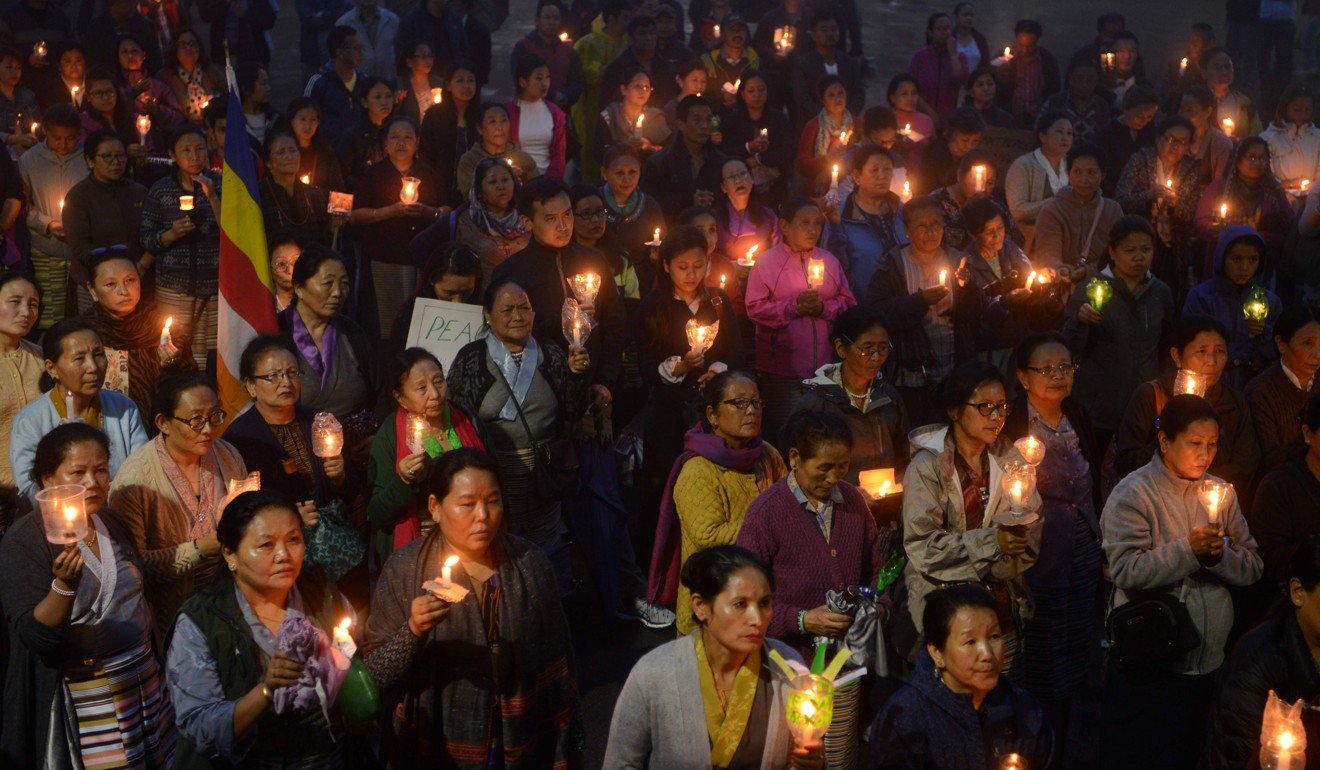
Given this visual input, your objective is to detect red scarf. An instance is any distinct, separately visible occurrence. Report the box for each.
[391,403,484,551]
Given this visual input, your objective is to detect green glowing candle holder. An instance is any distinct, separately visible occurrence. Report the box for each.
[1085,278,1112,312]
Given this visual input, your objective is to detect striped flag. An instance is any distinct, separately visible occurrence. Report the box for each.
[216,58,276,422]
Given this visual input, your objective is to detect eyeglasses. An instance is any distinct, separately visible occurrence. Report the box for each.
[250,369,303,384]
[1025,363,1079,378]
[840,334,889,358]
[629,83,653,92]
[723,169,752,183]
[574,207,606,221]
[965,401,1011,418]
[721,397,765,411]
[171,410,227,432]
[87,88,116,98]
[1161,135,1189,148]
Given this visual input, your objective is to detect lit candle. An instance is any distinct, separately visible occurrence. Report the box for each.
[859,468,899,499]
[1222,117,1234,137]
[1174,369,1204,397]
[65,389,74,419]
[569,272,601,305]
[1025,270,1038,289]
[430,87,443,105]
[999,753,1026,770]
[686,318,717,355]
[159,316,173,347]
[178,195,194,211]
[36,484,88,544]
[807,257,825,288]
[441,554,458,584]
[1015,435,1045,466]
[972,164,986,192]
[300,173,311,185]
[635,112,644,131]
[1276,730,1297,770]
[785,675,834,747]
[723,78,741,94]
[830,163,839,192]
[1002,46,1013,61]
[331,617,356,658]
[407,413,427,455]
[400,176,420,205]
[311,411,344,458]
[938,268,948,288]
[70,85,79,103]
[900,123,912,139]
[1303,179,1312,191]
[901,179,912,201]
[650,227,661,246]
[136,114,151,144]
[759,127,768,139]
[713,23,720,38]
[1165,177,1174,191]
[1179,57,1188,76]
[34,40,45,59]
[29,121,37,134]
[1103,52,1115,69]
[744,243,759,265]
[1086,278,1112,312]
[719,274,727,290]
[58,198,63,214]
[1219,201,1228,221]
[838,129,849,145]
[1199,479,1228,527]
[572,318,583,349]
[558,31,570,42]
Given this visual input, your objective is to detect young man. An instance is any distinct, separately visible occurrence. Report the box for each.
[790,12,865,124]
[1039,58,1112,144]
[304,25,364,150]
[643,95,727,222]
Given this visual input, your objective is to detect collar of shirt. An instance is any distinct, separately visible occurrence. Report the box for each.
[1282,359,1314,392]
[787,470,843,512]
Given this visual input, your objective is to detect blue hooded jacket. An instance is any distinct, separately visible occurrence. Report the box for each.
[1182,224,1281,391]
[866,648,1055,769]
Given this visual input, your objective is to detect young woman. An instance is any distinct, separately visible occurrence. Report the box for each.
[796,76,855,195]
[396,41,445,126]
[952,3,990,72]
[1101,395,1262,769]
[1193,138,1294,279]
[1179,85,1236,186]
[661,59,708,134]
[0,270,40,516]
[719,72,793,199]
[342,76,396,189]
[79,68,139,150]
[157,29,222,125]
[600,143,666,291]
[114,34,184,133]
[571,183,639,300]
[886,73,936,162]
[0,47,38,154]
[419,61,481,207]
[507,55,567,178]
[389,242,483,356]
[1005,110,1074,246]
[593,66,670,167]
[962,66,1016,129]
[285,97,346,192]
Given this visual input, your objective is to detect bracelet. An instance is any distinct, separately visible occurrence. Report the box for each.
[50,579,76,597]
[797,609,808,634]
[261,684,273,702]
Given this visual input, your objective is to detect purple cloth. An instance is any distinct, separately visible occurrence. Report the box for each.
[906,45,969,121]
[735,477,883,657]
[281,305,338,389]
[273,615,347,715]
[646,424,773,605]
[743,243,857,378]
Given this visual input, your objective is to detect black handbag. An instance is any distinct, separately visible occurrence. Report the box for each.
[1106,584,1201,672]
[491,357,580,500]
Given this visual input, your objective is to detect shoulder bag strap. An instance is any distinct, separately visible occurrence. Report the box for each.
[1080,201,1106,267]
[490,357,541,446]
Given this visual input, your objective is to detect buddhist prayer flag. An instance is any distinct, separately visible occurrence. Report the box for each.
[217,57,276,422]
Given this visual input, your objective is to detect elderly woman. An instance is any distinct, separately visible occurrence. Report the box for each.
[157,29,224,124]
[108,373,246,638]
[447,280,589,592]
[745,198,856,443]
[223,335,361,584]
[81,249,193,422]
[737,409,883,767]
[648,371,786,634]
[793,306,909,488]
[867,585,1053,769]
[1113,315,1260,491]
[0,270,41,520]
[1207,536,1320,770]
[389,242,483,357]
[63,131,148,304]
[0,423,176,767]
[456,157,532,282]
[607,546,823,769]
[1100,395,1262,768]
[1031,144,1125,282]
[1003,332,1102,747]
[902,361,1043,669]
[601,143,666,290]
[166,490,351,768]
[139,125,221,369]
[1004,111,1074,247]
[1193,137,1294,278]
[258,130,333,248]
[455,103,540,196]
[11,318,148,504]
[367,347,485,570]
[1244,304,1320,468]
[362,448,581,767]
[277,245,379,422]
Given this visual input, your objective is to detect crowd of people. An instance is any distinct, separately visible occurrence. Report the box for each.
[1,0,1320,768]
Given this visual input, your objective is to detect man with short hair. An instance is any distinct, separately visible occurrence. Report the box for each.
[19,103,87,326]
[790,12,864,124]
[335,0,400,81]
[601,15,671,106]
[643,95,727,221]
[304,25,365,150]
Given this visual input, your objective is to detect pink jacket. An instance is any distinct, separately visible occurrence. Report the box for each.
[506,99,568,180]
[744,243,856,378]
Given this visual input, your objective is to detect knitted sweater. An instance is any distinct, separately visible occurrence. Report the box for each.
[0,339,41,504]
[11,389,148,504]
[735,477,882,656]
[1101,456,1262,675]
[1004,150,1061,245]
[1243,360,1313,469]
[673,451,787,635]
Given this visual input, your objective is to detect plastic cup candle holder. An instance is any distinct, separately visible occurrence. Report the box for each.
[400,177,420,205]
[569,272,601,305]
[1259,690,1308,770]
[1085,278,1111,312]
[1243,285,1270,321]
[178,195,194,212]
[995,464,1040,527]
[999,753,1026,770]
[685,318,719,357]
[1198,479,1230,528]
[423,554,471,603]
[36,484,89,545]
[1173,369,1206,398]
[135,114,151,144]
[785,674,834,747]
[311,411,344,458]
[159,316,174,348]
[807,257,826,288]
[332,617,357,658]
[859,468,902,500]
[739,243,759,267]
[1015,435,1046,466]
[1222,117,1234,137]
[406,413,428,455]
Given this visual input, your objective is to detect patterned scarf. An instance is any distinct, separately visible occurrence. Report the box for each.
[154,434,220,540]
[813,108,855,157]
[695,633,761,766]
[467,160,528,240]
[486,333,539,422]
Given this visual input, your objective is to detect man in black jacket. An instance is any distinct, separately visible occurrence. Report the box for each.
[643,95,726,222]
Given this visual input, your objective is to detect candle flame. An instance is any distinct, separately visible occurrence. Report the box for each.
[746,244,759,263]
[444,555,459,568]
[1222,117,1234,135]
[1180,57,1188,70]
[30,121,37,133]
[559,31,569,42]
[1280,730,1295,751]
[1304,179,1312,191]
[719,274,727,288]
[431,87,443,104]
[713,24,720,37]
[839,129,849,144]
[938,269,948,284]
[653,227,661,242]
[1220,201,1228,219]
[904,123,911,133]
[901,179,911,199]
[338,616,352,631]
[63,504,77,523]
[1165,178,1174,189]
[636,113,644,130]
[1003,46,1011,57]
[300,173,311,184]
[163,316,173,331]
[759,127,768,137]
[801,698,816,718]
[1026,270,1037,288]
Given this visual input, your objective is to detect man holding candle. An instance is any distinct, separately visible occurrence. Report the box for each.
[644,94,727,222]
[18,103,86,329]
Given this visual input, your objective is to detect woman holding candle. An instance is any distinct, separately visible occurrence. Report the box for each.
[825,146,905,296]
[592,66,670,169]
[792,306,909,489]
[277,245,379,422]
[166,489,352,768]
[1206,535,1320,770]
[608,545,822,769]
[140,125,221,369]
[286,97,347,193]
[717,157,779,275]
[1244,304,1320,468]
[107,372,244,638]
[113,34,184,133]
[900,361,1042,668]
[157,29,223,125]
[1183,226,1282,390]
[1063,216,1175,460]
[720,73,793,200]
[931,151,1026,253]
[795,75,855,197]
[341,76,397,189]
[1259,85,1320,192]
[362,447,582,767]
[1100,395,1262,769]
[258,130,333,248]
[0,270,41,521]
[367,347,485,572]
[1005,110,1074,248]
[0,47,38,155]
[455,102,540,198]
[1179,85,1236,187]
[1194,138,1294,280]
[866,584,1053,769]
[745,197,856,444]
[0,423,177,768]
[1002,332,1102,748]
[440,157,531,283]
[600,143,666,291]
[570,183,641,301]
[1202,47,1261,139]
[418,61,480,206]
[507,55,567,178]
[78,68,139,149]
[81,249,193,424]
[395,41,445,126]
[446,280,589,593]
[884,74,936,164]
[10,318,148,505]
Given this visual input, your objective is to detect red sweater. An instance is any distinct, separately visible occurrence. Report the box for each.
[736,477,883,656]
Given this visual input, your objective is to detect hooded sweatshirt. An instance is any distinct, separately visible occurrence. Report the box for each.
[901,425,1043,635]
[1182,225,1281,391]
[867,648,1055,769]
[1030,185,1124,276]
[793,363,909,485]
[1101,455,1262,675]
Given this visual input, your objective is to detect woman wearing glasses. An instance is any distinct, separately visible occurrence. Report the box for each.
[901,360,1042,670]
[63,131,148,311]
[1002,332,1102,746]
[1193,138,1293,279]
[592,67,669,170]
[108,372,246,637]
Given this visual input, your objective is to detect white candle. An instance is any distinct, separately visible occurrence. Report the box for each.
[713,24,720,38]
[1222,117,1234,137]
[300,173,311,185]
[159,316,173,348]
[1219,201,1228,220]
[973,164,986,192]
[651,227,661,245]
[719,274,727,290]
[441,554,458,584]
[830,164,839,192]
[807,257,825,288]
[558,31,570,42]
[136,114,151,144]
[901,179,912,201]
[65,390,74,418]
[1002,46,1013,60]
[635,113,644,131]
[759,127,768,139]
[1180,57,1188,76]
[70,85,79,103]
[744,244,759,264]
[331,617,356,658]
[572,319,583,349]
[938,269,948,287]
[34,40,45,59]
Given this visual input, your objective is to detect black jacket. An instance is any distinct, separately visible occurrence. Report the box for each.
[643,140,728,223]
[446,333,590,438]
[222,404,361,509]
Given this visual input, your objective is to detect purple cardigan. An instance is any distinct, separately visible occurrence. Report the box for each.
[736,478,883,655]
[743,243,856,378]
[907,45,969,121]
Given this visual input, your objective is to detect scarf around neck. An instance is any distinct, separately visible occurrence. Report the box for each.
[389,403,486,552]
[50,387,104,430]
[695,632,761,766]
[813,108,854,157]
[467,169,527,240]
[1033,148,1067,193]
[89,301,162,350]
[602,182,642,221]
[154,434,221,540]
[486,333,539,422]
[283,305,338,389]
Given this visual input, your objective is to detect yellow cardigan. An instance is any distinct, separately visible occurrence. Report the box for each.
[673,447,786,635]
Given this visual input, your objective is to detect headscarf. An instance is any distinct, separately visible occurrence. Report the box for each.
[467,157,528,240]
[1223,136,1288,216]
